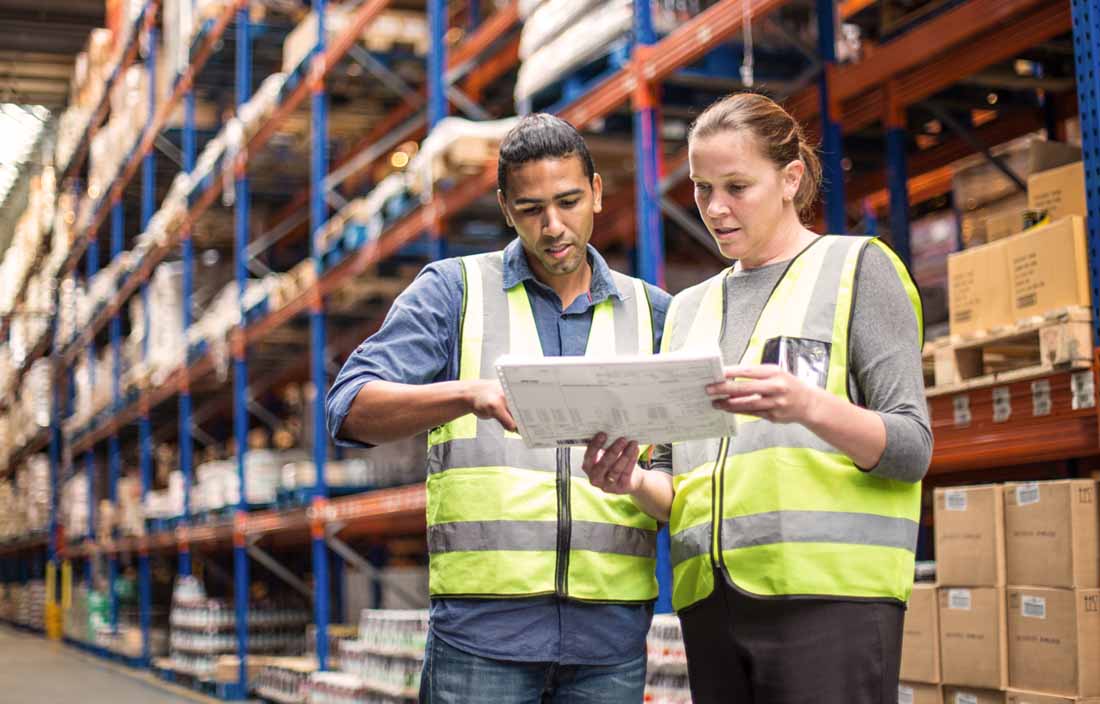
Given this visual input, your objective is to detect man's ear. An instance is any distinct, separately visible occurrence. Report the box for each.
[497,189,514,228]
[592,172,603,213]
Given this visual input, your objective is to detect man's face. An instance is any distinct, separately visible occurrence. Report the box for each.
[497,155,602,280]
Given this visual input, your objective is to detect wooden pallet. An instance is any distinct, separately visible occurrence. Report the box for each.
[923,306,1093,396]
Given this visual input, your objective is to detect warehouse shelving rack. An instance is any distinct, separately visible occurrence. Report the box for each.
[0,0,1098,700]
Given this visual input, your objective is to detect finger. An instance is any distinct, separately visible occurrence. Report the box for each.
[590,438,629,486]
[494,405,518,432]
[583,433,608,472]
[721,364,783,380]
[712,396,779,414]
[608,443,638,484]
[708,382,787,398]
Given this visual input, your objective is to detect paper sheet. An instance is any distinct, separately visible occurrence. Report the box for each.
[496,351,737,448]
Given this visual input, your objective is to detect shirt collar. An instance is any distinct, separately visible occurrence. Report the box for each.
[501,238,625,304]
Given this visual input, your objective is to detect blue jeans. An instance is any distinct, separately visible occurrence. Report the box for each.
[419,631,647,704]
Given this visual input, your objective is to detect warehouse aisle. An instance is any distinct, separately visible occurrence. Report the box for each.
[0,626,210,703]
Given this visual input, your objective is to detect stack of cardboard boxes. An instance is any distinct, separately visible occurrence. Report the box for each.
[947,151,1090,338]
[900,480,1100,704]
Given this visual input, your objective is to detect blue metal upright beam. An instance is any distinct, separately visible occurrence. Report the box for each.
[179,79,196,579]
[233,8,252,693]
[816,0,846,234]
[137,28,158,660]
[310,0,332,671]
[631,0,665,289]
[1071,0,1100,347]
[885,104,912,266]
[84,236,98,590]
[424,0,448,262]
[108,198,123,631]
[631,0,668,610]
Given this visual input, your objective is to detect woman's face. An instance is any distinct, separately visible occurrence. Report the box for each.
[688,130,801,262]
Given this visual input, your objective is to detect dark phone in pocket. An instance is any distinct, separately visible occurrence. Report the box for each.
[760,336,831,389]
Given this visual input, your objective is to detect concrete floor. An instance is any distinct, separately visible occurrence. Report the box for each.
[0,625,216,704]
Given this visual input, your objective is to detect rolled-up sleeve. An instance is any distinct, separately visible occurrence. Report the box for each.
[326,259,463,447]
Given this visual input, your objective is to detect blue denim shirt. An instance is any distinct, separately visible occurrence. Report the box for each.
[327,238,671,665]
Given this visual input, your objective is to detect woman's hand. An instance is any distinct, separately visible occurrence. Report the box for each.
[581,433,642,495]
[706,364,823,424]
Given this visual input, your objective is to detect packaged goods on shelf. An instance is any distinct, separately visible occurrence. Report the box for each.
[0,481,16,539]
[1004,216,1090,321]
[942,686,1006,704]
[305,671,378,704]
[1007,587,1100,697]
[239,73,287,136]
[899,682,942,704]
[645,614,691,702]
[1004,479,1099,589]
[514,0,698,106]
[317,172,412,256]
[57,275,82,348]
[255,657,318,704]
[282,7,427,74]
[901,584,940,684]
[16,455,50,535]
[307,624,358,671]
[61,474,90,540]
[407,117,519,199]
[952,136,1034,213]
[938,587,1008,690]
[355,610,429,658]
[934,485,1006,587]
[1029,161,1087,221]
[517,0,603,59]
[116,476,145,536]
[169,576,310,678]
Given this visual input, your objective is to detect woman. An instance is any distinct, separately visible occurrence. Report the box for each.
[581,92,931,703]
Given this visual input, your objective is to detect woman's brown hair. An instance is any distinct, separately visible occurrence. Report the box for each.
[688,92,823,221]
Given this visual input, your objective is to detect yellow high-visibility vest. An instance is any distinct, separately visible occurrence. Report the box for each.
[426,250,660,602]
[663,235,924,611]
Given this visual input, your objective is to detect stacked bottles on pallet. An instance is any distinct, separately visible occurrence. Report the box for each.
[304,610,430,703]
[169,576,310,678]
[645,614,691,703]
[254,657,318,704]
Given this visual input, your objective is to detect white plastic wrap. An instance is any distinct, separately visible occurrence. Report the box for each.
[518,0,603,59]
[407,116,519,199]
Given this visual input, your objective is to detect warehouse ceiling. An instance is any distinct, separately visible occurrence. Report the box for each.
[0,0,104,108]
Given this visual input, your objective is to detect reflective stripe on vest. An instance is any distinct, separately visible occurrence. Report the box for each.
[426,250,659,602]
[665,236,924,610]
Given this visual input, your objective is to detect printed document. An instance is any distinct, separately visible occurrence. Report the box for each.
[496,351,737,448]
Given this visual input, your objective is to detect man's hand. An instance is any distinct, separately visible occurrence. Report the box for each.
[581,433,642,495]
[466,379,518,432]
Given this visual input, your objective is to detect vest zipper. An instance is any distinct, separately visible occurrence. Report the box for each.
[710,437,730,570]
[556,447,571,598]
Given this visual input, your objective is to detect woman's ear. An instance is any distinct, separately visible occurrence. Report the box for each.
[783,161,805,203]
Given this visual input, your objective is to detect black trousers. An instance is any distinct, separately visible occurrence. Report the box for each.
[678,570,904,704]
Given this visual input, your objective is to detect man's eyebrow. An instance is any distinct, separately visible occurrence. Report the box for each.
[513,189,585,205]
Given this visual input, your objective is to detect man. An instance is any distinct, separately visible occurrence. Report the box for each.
[326,113,671,703]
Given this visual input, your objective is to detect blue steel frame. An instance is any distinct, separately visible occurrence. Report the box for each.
[1070,0,1100,346]
[630,0,671,613]
[84,232,98,591]
[425,0,448,262]
[108,198,122,631]
[816,0,847,234]
[885,119,912,265]
[179,86,197,580]
[137,28,159,666]
[234,8,253,694]
[310,0,332,672]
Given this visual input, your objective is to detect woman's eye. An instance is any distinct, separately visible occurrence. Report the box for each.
[728,184,746,193]
[694,183,711,194]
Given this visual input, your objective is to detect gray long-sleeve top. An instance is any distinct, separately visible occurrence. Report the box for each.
[652,242,932,483]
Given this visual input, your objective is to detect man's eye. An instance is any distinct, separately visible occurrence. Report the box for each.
[559,199,579,208]
[519,208,542,216]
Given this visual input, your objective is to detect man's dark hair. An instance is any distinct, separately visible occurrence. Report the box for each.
[497,113,596,197]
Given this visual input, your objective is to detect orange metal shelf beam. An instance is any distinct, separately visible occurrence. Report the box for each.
[562,0,790,129]
[786,0,1070,134]
[928,368,1100,474]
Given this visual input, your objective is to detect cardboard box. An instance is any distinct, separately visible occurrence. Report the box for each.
[948,240,1012,336]
[943,687,1006,704]
[1005,216,1090,320]
[901,682,944,704]
[935,485,1006,586]
[1008,690,1100,704]
[1007,588,1100,697]
[939,587,1008,689]
[1029,162,1087,222]
[1028,140,1082,174]
[903,584,942,683]
[1005,480,1099,589]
